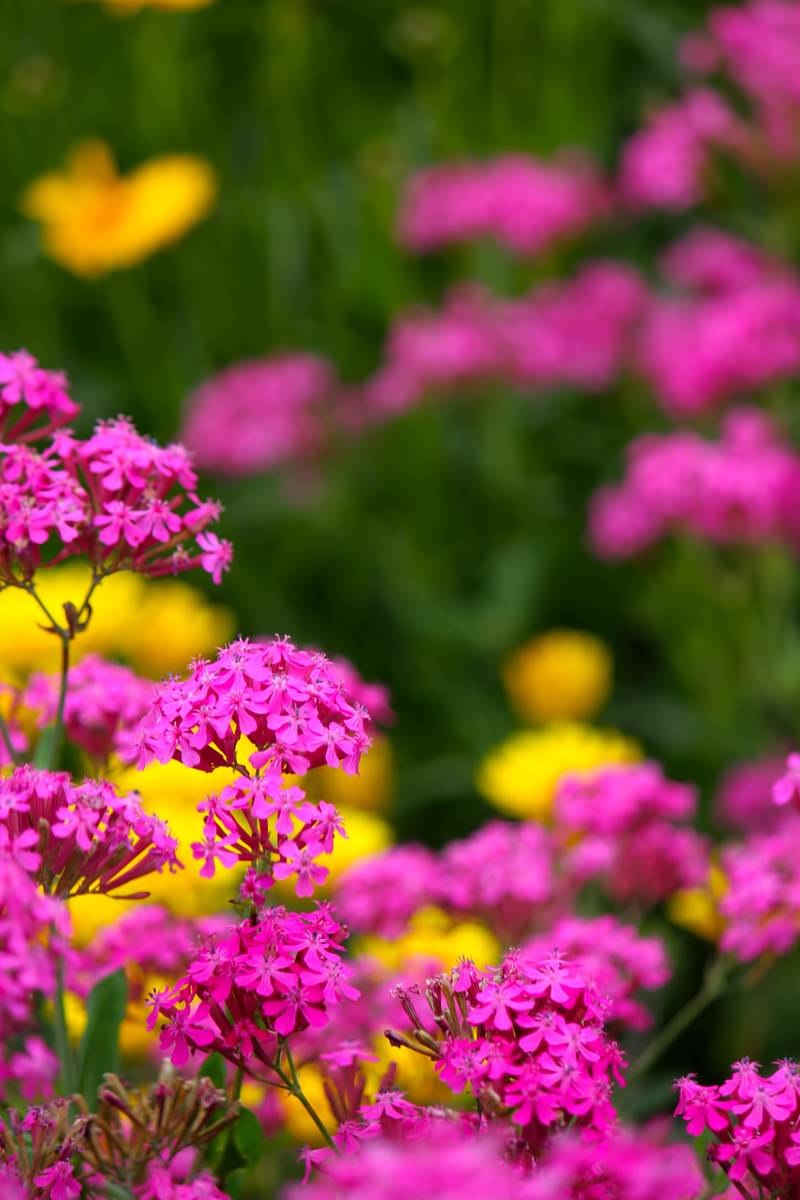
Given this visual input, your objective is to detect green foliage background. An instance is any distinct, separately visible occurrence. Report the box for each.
[3,0,800,1088]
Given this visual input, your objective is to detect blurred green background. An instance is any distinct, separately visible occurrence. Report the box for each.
[2,0,793,854]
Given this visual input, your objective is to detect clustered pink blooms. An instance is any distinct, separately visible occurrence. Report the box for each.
[0,765,181,899]
[389,949,626,1160]
[0,410,231,586]
[589,408,800,560]
[287,1124,537,1200]
[182,354,334,478]
[135,636,371,894]
[349,263,646,429]
[335,822,563,944]
[675,1057,800,1195]
[397,154,611,256]
[717,815,800,960]
[688,0,800,163]
[554,762,709,904]
[0,854,65,1100]
[658,226,786,294]
[637,280,800,416]
[716,753,788,831]
[24,654,155,764]
[771,750,800,810]
[618,88,746,210]
[334,845,440,939]
[149,904,358,1075]
[69,905,230,1001]
[523,1128,704,1200]
[522,917,670,1032]
[0,350,77,444]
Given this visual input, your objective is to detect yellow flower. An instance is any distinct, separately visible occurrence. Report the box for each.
[309,736,394,813]
[667,865,728,942]
[277,1063,332,1144]
[502,630,612,725]
[86,0,213,12]
[317,806,392,885]
[22,141,216,277]
[0,565,233,680]
[359,906,500,975]
[476,722,641,823]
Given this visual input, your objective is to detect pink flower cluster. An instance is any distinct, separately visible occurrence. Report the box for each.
[287,1124,536,1200]
[659,226,785,294]
[0,412,231,586]
[589,409,800,560]
[182,265,646,477]
[522,917,670,1031]
[391,949,625,1157]
[638,280,800,416]
[149,904,358,1074]
[0,350,77,444]
[182,354,334,478]
[0,855,65,1100]
[351,263,646,428]
[718,815,800,960]
[0,765,181,899]
[69,905,230,1000]
[524,1128,704,1200]
[555,762,709,904]
[135,636,371,894]
[618,88,746,210]
[716,753,788,831]
[397,154,611,256]
[336,822,562,944]
[676,1057,800,1193]
[24,654,155,764]
[691,0,800,161]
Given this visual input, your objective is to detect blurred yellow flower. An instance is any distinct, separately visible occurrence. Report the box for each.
[310,736,394,813]
[359,906,500,975]
[70,759,242,941]
[87,0,214,12]
[21,141,216,277]
[0,565,233,680]
[502,630,612,725]
[318,806,392,884]
[476,722,641,823]
[667,865,728,942]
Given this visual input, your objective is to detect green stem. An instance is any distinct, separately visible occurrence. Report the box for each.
[277,1041,336,1151]
[48,632,71,771]
[54,954,76,1097]
[629,957,728,1081]
[0,709,19,766]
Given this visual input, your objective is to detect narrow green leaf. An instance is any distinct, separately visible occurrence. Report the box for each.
[76,969,127,1102]
[33,726,55,769]
[233,1107,266,1164]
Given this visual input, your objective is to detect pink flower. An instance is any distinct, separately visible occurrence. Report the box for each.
[33,1162,80,1200]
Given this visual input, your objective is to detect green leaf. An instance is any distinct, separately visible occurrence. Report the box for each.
[33,726,56,769]
[199,1052,227,1090]
[233,1107,266,1164]
[76,969,127,1102]
[223,1168,249,1200]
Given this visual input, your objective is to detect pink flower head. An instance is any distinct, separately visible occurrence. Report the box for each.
[135,636,373,895]
[24,654,155,764]
[0,350,78,444]
[182,354,335,478]
[0,765,181,899]
[398,153,611,257]
[0,407,230,587]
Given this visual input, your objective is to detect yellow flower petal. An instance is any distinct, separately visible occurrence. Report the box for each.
[476,721,641,823]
